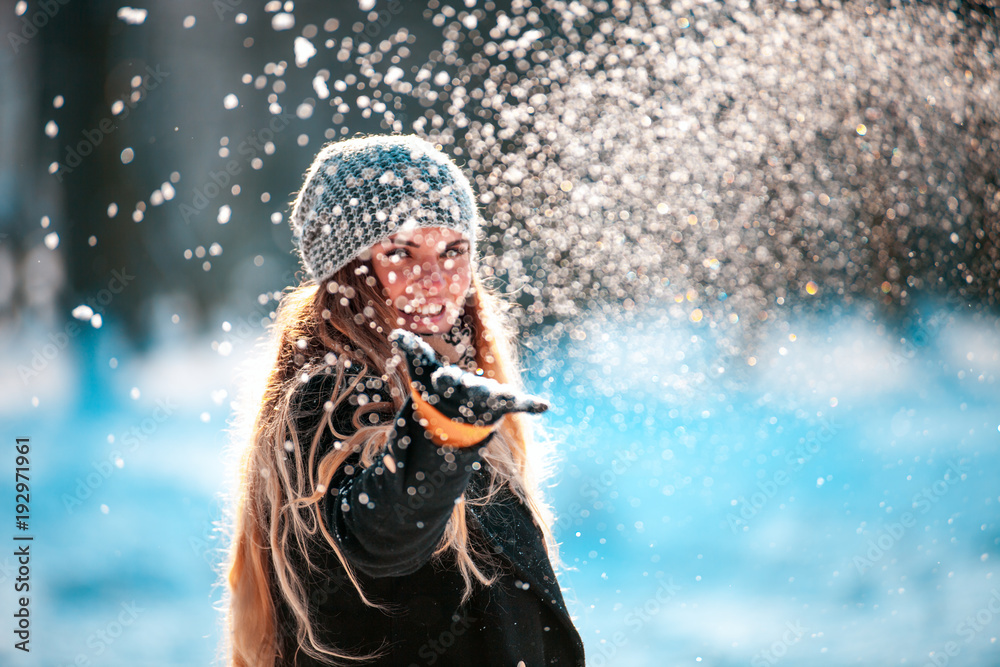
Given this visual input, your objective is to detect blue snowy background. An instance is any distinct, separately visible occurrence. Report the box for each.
[3,295,998,666]
[3,0,1000,666]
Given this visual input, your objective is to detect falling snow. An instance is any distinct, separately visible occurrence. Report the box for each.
[186,0,990,397]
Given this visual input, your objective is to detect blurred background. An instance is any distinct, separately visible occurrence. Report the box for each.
[1,0,999,664]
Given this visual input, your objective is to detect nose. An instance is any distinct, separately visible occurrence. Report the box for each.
[414,258,446,293]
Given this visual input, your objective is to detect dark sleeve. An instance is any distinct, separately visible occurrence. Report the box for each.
[293,369,492,578]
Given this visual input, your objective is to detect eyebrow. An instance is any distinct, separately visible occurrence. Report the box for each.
[389,239,469,249]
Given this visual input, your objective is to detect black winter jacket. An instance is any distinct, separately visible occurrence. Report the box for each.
[275,368,586,667]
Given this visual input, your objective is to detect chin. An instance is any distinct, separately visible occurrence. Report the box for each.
[396,311,459,335]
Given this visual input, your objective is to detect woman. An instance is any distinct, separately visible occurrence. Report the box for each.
[224,135,585,666]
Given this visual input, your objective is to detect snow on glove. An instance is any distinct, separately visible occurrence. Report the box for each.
[389,329,549,447]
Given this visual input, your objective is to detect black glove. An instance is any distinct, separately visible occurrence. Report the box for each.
[389,329,549,427]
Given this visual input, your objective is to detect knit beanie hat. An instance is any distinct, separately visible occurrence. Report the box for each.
[288,135,480,283]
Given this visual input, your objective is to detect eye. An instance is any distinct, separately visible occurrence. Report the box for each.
[384,247,409,263]
[443,246,468,259]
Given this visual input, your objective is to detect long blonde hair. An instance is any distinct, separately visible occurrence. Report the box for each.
[221,258,558,666]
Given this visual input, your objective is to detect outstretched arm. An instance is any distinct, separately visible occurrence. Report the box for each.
[296,334,547,578]
[324,394,490,577]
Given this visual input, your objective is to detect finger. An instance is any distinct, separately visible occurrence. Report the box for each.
[487,390,549,416]
[424,365,550,423]
[514,394,549,414]
[389,329,439,378]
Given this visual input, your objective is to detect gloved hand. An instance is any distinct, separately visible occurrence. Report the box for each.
[389,329,548,445]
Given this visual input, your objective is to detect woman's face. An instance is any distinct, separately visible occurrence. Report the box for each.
[370,226,472,335]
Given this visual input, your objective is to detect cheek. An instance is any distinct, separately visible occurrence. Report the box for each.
[447,267,472,298]
[374,263,410,302]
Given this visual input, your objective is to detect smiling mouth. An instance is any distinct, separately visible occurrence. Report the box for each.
[400,302,445,317]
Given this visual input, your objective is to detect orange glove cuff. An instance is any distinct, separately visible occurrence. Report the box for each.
[410,386,495,447]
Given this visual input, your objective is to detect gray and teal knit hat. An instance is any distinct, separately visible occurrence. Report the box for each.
[288,135,480,283]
